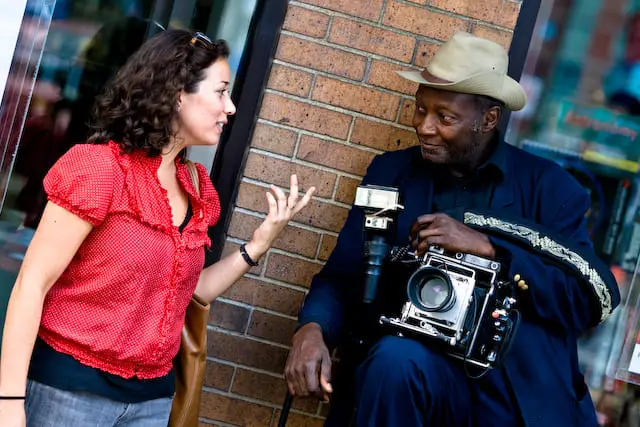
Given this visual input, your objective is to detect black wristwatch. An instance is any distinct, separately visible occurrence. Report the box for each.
[239,243,260,267]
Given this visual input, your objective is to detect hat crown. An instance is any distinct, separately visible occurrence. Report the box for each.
[427,32,508,81]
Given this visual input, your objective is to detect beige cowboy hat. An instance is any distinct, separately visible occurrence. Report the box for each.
[396,32,527,111]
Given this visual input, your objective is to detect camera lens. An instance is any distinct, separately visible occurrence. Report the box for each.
[407,267,455,312]
[420,276,450,307]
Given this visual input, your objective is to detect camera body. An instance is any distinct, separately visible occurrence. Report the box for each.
[381,246,518,369]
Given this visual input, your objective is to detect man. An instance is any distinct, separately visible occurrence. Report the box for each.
[284,32,620,427]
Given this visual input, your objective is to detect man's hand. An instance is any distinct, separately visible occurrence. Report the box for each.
[284,323,333,401]
[410,213,495,258]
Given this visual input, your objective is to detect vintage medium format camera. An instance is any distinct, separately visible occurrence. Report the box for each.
[380,246,519,370]
[353,184,519,371]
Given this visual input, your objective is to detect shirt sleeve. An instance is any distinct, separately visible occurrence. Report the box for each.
[43,144,117,227]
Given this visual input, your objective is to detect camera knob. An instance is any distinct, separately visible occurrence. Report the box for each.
[492,334,502,342]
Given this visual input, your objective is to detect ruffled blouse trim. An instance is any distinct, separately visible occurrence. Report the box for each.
[107,141,219,247]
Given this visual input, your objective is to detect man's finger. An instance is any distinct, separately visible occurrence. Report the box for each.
[305,361,320,394]
[320,353,333,394]
[410,214,436,235]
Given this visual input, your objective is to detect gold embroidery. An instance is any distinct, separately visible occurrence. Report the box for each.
[463,212,613,321]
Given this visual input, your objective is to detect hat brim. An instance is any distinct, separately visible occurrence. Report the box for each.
[396,70,527,111]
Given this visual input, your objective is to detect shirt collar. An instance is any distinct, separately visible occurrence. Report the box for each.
[476,132,507,180]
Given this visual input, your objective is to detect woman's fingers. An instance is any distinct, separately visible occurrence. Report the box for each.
[293,187,316,215]
[288,174,299,209]
[270,185,288,215]
[265,191,277,215]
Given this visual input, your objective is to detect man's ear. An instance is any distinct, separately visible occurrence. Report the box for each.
[483,107,501,132]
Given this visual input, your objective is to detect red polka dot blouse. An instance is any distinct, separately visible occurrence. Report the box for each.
[37,141,220,379]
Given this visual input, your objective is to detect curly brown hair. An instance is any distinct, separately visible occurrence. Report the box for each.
[89,29,229,156]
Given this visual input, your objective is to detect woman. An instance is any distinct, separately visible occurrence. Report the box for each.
[0,29,315,426]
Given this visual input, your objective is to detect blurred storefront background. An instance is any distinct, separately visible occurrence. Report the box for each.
[506,0,640,425]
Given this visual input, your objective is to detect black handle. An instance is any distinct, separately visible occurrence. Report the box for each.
[278,391,294,427]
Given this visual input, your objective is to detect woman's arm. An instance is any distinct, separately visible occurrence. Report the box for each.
[194,175,315,302]
[0,202,92,397]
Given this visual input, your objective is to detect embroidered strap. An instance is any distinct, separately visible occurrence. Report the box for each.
[185,160,200,197]
[463,212,613,322]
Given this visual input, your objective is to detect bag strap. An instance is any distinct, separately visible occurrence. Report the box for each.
[185,160,200,197]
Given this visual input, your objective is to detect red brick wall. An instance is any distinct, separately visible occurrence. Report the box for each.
[200,1,523,425]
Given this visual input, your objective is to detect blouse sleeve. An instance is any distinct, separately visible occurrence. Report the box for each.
[43,144,117,227]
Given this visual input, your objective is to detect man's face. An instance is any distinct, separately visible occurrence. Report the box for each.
[412,86,484,168]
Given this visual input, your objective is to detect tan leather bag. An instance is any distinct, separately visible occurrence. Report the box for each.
[168,160,210,427]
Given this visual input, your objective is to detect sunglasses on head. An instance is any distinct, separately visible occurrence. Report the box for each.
[190,32,214,49]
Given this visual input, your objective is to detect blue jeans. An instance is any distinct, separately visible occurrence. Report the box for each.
[25,380,173,427]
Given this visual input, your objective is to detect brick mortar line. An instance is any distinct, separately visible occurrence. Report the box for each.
[468,18,517,33]
[255,117,414,143]
[330,176,340,205]
[237,270,315,294]
[313,233,324,260]
[287,1,516,41]
[226,236,330,272]
[197,418,238,427]
[201,387,325,417]
[266,65,414,100]
[272,53,422,75]
[395,96,405,122]
[216,297,299,321]
[346,115,357,144]
[242,307,253,335]
[240,177,356,208]
[293,131,303,159]
[308,73,318,99]
[240,271,325,294]
[264,129,382,155]
[269,246,327,265]
[391,0,520,31]
[225,213,342,247]
[225,235,320,265]
[263,88,405,128]
[206,356,286,380]
[363,56,373,82]
[206,324,292,350]
[330,118,357,201]
[378,0,389,24]
[247,146,294,162]
[248,144,378,179]
[255,116,411,151]
[289,0,386,24]
[232,202,345,235]
[324,14,334,41]
[280,29,436,65]
[228,359,239,392]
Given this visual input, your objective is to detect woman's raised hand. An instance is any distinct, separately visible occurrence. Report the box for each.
[249,174,315,255]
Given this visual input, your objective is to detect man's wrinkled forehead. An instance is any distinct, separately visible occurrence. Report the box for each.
[415,85,476,109]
